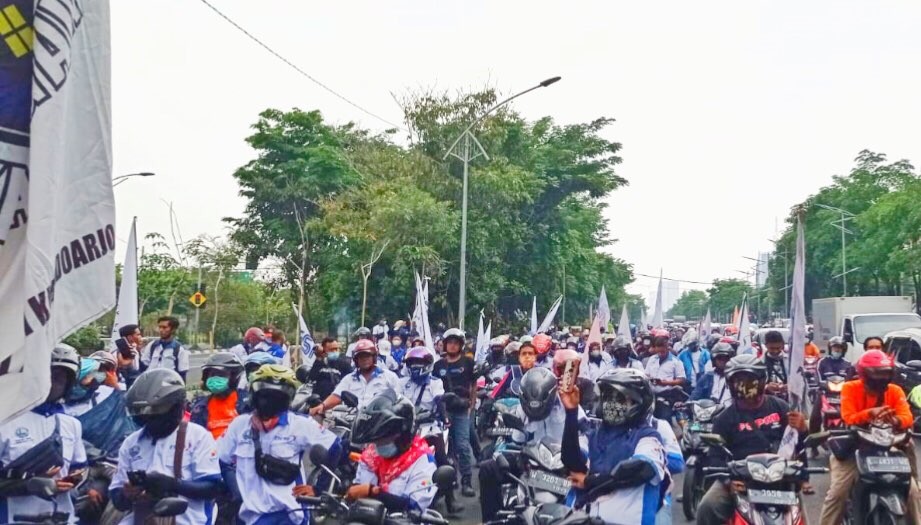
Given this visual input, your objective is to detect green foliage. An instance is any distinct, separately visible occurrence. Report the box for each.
[706,279,753,321]
[226,89,634,331]
[668,290,708,319]
[63,325,104,356]
[766,151,921,312]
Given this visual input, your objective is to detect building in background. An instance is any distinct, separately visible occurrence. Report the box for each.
[756,252,771,287]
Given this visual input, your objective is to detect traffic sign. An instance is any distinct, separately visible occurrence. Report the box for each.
[189,291,207,307]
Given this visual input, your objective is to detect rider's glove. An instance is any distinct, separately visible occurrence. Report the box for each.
[142,472,179,496]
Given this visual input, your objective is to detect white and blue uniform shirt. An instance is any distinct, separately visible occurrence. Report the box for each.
[332,366,400,409]
[0,410,87,524]
[399,376,444,413]
[140,340,190,375]
[217,411,338,525]
[512,398,588,448]
[584,353,614,381]
[612,359,645,372]
[110,423,220,525]
[644,354,683,393]
[587,435,668,525]
[652,418,683,525]
[354,453,438,511]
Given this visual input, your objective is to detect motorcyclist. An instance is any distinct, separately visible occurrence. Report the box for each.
[376,339,401,374]
[229,327,268,364]
[110,369,224,525]
[818,336,853,379]
[304,336,352,401]
[533,333,554,369]
[190,352,247,440]
[695,355,808,525]
[0,344,87,524]
[610,336,644,371]
[761,330,789,400]
[432,328,477,497]
[311,338,400,415]
[348,390,439,513]
[690,341,734,406]
[218,365,340,525]
[490,340,537,399]
[818,350,921,525]
[677,329,710,391]
[483,336,508,380]
[560,368,668,525]
[584,340,613,381]
[479,366,588,522]
[345,327,375,358]
[644,335,686,421]
[389,334,408,368]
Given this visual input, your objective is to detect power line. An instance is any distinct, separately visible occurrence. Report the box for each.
[197,0,404,131]
[633,272,715,286]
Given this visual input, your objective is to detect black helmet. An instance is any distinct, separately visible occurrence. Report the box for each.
[354,327,373,340]
[51,344,80,388]
[612,336,633,351]
[519,367,559,421]
[828,336,846,352]
[351,389,415,452]
[710,342,736,360]
[126,369,186,417]
[595,368,654,427]
[725,354,767,401]
[705,333,722,350]
[202,352,244,388]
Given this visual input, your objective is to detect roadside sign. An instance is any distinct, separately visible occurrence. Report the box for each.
[189,291,207,307]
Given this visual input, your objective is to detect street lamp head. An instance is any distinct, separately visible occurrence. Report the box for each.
[137,172,155,177]
[539,76,562,88]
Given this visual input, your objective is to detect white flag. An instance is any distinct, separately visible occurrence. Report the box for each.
[483,321,492,361]
[538,295,563,334]
[291,302,314,360]
[597,286,611,333]
[788,218,808,409]
[582,313,602,373]
[111,218,138,341]
[0,1,115,423]
[650,272,665,329]
[413,272,434,353]
[530,297,538,335]
[474,311,487,364]
[617,304,631,338]
[738,294,752,353]
[700,308,712,343]
[639,309,648,331]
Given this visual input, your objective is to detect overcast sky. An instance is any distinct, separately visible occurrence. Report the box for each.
[110,1,921,300]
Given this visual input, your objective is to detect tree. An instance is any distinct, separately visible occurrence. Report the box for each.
[706,279,752,322]
[668,290,708,319]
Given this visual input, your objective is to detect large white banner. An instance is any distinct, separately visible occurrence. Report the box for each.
[0,0,115,423]
[597,285,610,333]
[110,217,138,341]
[788,218,808,409]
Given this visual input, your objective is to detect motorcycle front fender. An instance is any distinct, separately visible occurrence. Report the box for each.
[685,454,698,468]
[869,490,907,517]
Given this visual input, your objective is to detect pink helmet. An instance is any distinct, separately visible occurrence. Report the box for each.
[856,350,893,377]
[404,346,433,363]
[533,334,553,356]
[353,339,377,357]
[244,327,265,345]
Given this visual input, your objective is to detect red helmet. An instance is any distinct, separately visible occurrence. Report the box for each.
[532,334,553,356]
[856,350,893,377]
[651,329,669,338]
[353,339,377,357]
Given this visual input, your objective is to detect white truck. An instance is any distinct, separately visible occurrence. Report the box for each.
[812,296,921,362]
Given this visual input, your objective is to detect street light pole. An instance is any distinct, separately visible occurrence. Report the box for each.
[113,172,155,186]
[816,204,859,297]
[444,76,561,330]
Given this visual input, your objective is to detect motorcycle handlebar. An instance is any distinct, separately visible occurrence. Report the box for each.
[805,467,830,474]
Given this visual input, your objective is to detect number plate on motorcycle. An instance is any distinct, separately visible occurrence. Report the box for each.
[486,428,514,437]
[866,456,911,473]
[746,489,798,506]
[524,470,572,496]
[689,423,713,432]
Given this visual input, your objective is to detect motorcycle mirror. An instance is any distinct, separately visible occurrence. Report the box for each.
[340,391,359,408]
[698,433,726,447]
[906,360,921,371]
[153,497,188,517]
[25,477,57,501]
[309,444,330,467]
[432,465,456,489]
[503,414,525,432]
[803,431,830,449]
[295,364,311,384]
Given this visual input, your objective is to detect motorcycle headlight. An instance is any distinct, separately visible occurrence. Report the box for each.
[747,460,787,483]
[859,426,909,447]
[693,404,717,422]
[537,444,563,471]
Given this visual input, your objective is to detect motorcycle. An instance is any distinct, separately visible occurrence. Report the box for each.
[679,399,720,520]
[804,355,820,404]
[485,454,604,525]
[305,389,362,513]
[700,433,826,525]
[812,425,916,525]
[73,442,118,524]
[299,450,455,525]
[478,397,522,461]
[818,375,846,431]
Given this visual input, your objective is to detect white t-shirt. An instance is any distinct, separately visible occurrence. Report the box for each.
[140,340,190,375]
[110,423,220,525]
[0,411,87,524]
[332,367,401,409]
[354,452,438,511]
[217,411,338,525]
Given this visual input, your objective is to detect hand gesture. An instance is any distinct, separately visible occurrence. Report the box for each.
[560,385,581,410]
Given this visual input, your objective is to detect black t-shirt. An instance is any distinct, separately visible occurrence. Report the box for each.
[308,357,352,399]
[712,395,790,460]
[434,355,475,399]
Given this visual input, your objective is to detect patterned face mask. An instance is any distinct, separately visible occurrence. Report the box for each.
[730,376,762,400]
[601,391,636,426]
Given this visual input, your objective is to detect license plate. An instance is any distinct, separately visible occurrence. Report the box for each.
[828,398,841,405]
[690,423,713,432]
[747,489,798,506]
[525,470,571,496]
[866,456,911,474]
[486,428,514,437]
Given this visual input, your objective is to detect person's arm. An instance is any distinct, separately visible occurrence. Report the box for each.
[841,381,878,426]
[561,388,588,473]
[889,386,914,430]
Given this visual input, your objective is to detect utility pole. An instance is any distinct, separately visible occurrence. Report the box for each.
[816,204,859,296]
[561,262,567,325]
[194,266,202,339]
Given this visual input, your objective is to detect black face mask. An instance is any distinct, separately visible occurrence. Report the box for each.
[614,351,630,362]
[865,377,891,393]
[254,391,290,418]
[134,403,183,440]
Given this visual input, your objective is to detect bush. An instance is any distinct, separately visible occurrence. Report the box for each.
[63,325,104,356]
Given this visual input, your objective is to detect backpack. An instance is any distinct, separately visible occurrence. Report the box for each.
[146,340,182,374]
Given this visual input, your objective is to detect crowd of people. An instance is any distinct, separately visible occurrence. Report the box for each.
[0,314,919,525]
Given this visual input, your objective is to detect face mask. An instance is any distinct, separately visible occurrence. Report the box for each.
[206,376,231,394]
[134,404,183,439]
[254,392,290,418]
[731,377,763,401]
[614,350,629,362]
[589,351,602,361]
[865,376,891,393]
[643,339,651,346]
[830,350,844,360]
[408,364,429,383]
[601,396,635,426]
[375,442,399,458]
[327,352,340,361]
